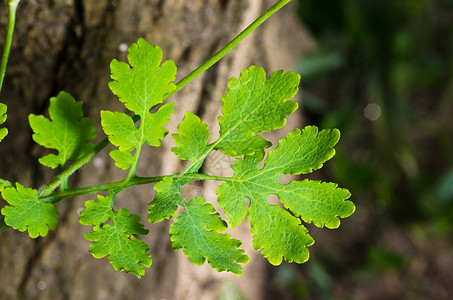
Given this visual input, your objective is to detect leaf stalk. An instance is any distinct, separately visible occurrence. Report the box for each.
[0,0,20,94]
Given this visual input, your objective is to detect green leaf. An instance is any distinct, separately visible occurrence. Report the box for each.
[103,38,177,170]
[80,195,151,278]
[216,126,355,265]
[0,103,7,141]
[172,112,211,172]
[147,177,182,223]
[109,149,135,170]
[170,197,249,275]
[29,91,96,168]
[0,179,12,192]
[148,178,248,274]
[1,183,59,238]
[215,66,299,157]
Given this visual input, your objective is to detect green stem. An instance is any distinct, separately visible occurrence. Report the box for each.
[38,137,110,198]
[168,0,292,97]
[0,0,20,94]
[0,172,228,232]
[34,0,293,197]
[41,173,228,203]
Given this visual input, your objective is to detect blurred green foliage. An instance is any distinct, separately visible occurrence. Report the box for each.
[297,0,453,220]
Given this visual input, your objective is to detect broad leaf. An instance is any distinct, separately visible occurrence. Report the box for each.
[29,91,96,168]
[217,126,355,265]
[1,183,58,238]
[216,66,299,156]
[80,195,151,278]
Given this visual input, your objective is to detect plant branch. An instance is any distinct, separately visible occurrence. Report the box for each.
[37,137,110,198]
[41,173,229,203]
[0,172,230,232]
[0,0,20,94]
[33,0,293,198]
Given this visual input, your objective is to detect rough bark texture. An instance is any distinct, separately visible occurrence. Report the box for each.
[0,0,314,299]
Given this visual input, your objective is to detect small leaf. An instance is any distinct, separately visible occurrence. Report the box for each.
[0,103,8,141]
[170,197,249,275]
[80,195,151,278]
[147,177,182,224]
[29,91,96,168]
[216,66,299,156]
[172,111,210,172]
[109,149,135,170]
[0,178,11,192]
[1,183,59,238]
[100,111,138,152]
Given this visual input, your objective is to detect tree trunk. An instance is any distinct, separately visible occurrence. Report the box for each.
[0,1,314,299]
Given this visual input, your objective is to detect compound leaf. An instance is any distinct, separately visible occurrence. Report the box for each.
[103,38,176,170]
[216,66,299,157]
[29,91,96,168]
[217,126,355,265]
[1,183,58,238]
[80,195,151,278]
[172,112,210,173]
[0,103,7,141]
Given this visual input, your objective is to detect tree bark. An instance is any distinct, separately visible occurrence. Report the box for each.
[0,0,314,299]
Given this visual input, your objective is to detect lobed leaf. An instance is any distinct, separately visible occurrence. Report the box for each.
[172,112,211,173]
[170,197,249,275]
[147,177,182,224]
[80,195,151,278]
[1,183,58,238]
[215,66,299,157]
[29,91,96,168]
[0,179,12,192]
[216,126,355,265]
[108,38,176,114]
[0,103,7,141]
[148,178,248,274]
[103,38,177,170]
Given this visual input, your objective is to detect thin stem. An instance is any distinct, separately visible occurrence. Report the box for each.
[41,173,228,203]
[0,172,229,232]
[169,0,292,96]
[38,137,110,198]
[0,0,20,94]
[43,175,168,203]
[33,0,293,197]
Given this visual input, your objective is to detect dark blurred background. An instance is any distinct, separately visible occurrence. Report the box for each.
[266,0,453,299]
